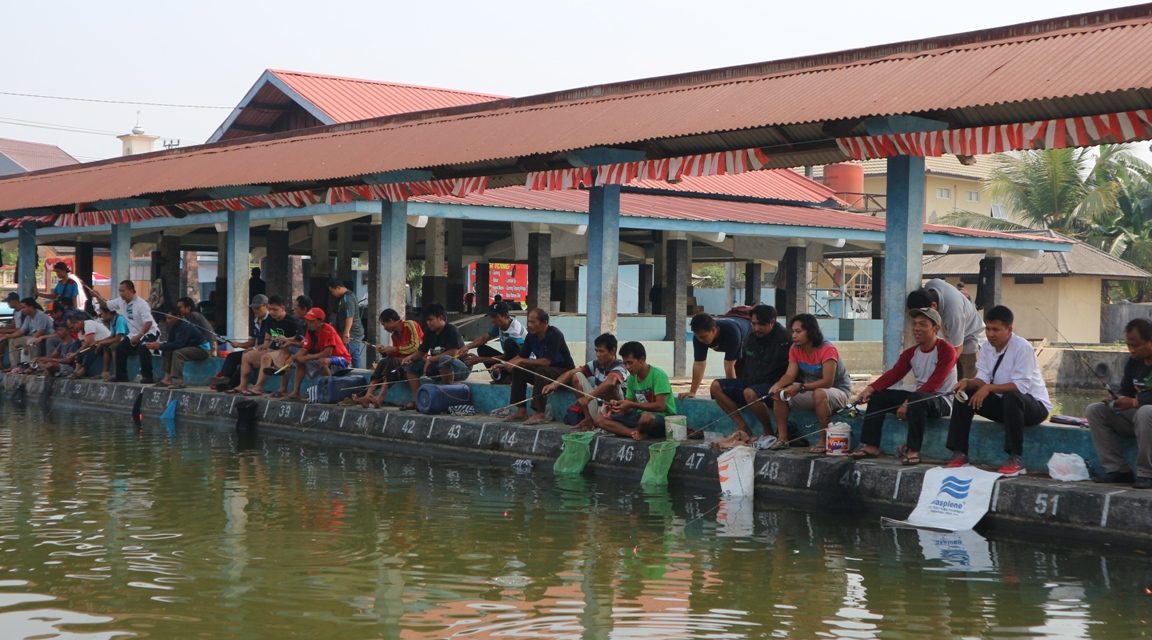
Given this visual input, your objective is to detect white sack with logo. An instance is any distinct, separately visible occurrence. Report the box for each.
[883,466,1002,532]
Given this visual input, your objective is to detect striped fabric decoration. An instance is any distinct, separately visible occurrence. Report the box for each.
[56,207,172,227]
[836,109,1152,160]
[326,177,489,203]
[526,147,770,191]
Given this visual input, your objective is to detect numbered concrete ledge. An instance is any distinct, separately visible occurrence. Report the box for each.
[4,374,1151,547]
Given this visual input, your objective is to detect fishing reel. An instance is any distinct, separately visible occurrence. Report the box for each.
[841,404,861,419]
[954,390,969,403]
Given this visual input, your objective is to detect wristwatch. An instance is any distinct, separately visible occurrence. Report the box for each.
[798,383,807,393]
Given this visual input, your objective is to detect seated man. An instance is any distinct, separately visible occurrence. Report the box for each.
[500,308,575,425]
[146,300,211,389]
[946,305,1051,476]
[32,322,81,377]
[708,304,791,437]
[236,295,302,396]
[7,298,54,370]
[350,308,423,408]
[460,302,526,383]
[97,304,130,380]
[594,341,677,441]
[852,308,957,465]
[208,294,270,390]
[286,307,352,401]
[400,304,468,409]
[1086,318,1152,489]
[767,314,852,452]
[66,310,112,378]
[96,280,157,384]
[542,332,628,428]
[679,311,750,399]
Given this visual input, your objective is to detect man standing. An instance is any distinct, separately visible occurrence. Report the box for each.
[852,308,957,465]
[249,267,267,298]
[907,279,984,379]
[146,299,211,389]
[460,301,527,382]
[285,307,351,401]
[328,279,365,368]
[594,341,677,441]
[945,305,1051,476]
[502,308,574,425]
[39,262,83,312]
[542,332,629,427]
[708,304,792,437]
[95,280,157,383]
[1086,318,1152,489]
[680,311,751,399]
[400,303,469,409]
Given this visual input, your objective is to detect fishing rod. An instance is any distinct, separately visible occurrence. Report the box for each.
[490,359,601,402]
[154,311,241,347]
[1033,306,1117,399]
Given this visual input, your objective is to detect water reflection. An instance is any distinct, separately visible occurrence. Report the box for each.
[0,403,1146,638]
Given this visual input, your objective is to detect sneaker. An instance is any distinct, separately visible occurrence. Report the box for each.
[944,453,969,468]
[1094,470,1135,484]
[997,456,1027,477]
[1133,477,1152,490]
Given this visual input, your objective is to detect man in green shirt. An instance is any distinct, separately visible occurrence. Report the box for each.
[594,341,677,441]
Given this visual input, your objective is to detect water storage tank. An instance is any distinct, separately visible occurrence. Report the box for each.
[822,163,865,210]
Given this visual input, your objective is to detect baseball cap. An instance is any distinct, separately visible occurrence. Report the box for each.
[249,294,269,308]
[909,307,943,326]
[302,307,326,321]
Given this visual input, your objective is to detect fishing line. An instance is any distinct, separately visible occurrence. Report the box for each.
[1033,306,1117,399]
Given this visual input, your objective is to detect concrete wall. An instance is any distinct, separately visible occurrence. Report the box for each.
[1055,277,1102,343]
[1102,302,1152,343]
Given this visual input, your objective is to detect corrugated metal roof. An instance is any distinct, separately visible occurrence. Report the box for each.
[0,138,78,175]
[922,230,1147,278]
[271,70,503,123]
[629,170,846,205]
[3,5,1152,213]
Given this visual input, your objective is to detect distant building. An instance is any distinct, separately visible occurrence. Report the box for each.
[0,138,78,176]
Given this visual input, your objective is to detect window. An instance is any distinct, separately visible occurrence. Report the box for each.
[935,187,952,199]
[991,204,1008,219]
[966,190,981,202]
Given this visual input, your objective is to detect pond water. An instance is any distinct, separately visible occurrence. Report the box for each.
[0,402,1149,639]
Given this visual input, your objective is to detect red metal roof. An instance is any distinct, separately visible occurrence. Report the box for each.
[0,138,77,175]
[270,70,503,123]
[2,6,1152,213]
[628,170,845,205]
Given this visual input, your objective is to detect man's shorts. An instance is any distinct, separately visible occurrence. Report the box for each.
[404,355,469,382]
[610,410,667,438]
[790,387,850,412]
[304,356,349,378]
[715,379,772,405]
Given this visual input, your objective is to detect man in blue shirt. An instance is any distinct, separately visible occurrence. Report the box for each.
[146,297,211,389]
[499,308,574,425]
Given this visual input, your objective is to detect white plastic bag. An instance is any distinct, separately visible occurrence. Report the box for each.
[1047,452,1090,482]
[718,447,756,497]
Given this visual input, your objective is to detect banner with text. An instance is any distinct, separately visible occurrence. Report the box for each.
[883,466,1002,532]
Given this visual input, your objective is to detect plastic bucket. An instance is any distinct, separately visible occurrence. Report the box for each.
[641,441,679,485]
[666,415,688,441]
[415,383,472,414]
[718,447,756,497]
[826,422,851,456]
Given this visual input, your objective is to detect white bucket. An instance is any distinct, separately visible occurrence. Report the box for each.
[826,422,852,456]
[717,447,757,497]
[666,415,688,441]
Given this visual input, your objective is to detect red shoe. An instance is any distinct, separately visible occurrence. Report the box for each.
[997,456,1027,477]
[944,453,969,468]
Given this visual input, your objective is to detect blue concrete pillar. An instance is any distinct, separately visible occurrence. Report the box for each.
[17,224,37,299]
[586,185,620,361]
[226,209,251,342]
[883,155,925,368]
[110,223,131,290]
[376,201,408,343]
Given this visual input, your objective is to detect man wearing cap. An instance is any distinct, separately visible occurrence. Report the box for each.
[285,307,351,401]
[38,262,84,313]
[852,308,958,465]
[460,301,527,383]
[207,294,270,390]
[145,297,211,389]
[5,298,53,369]
[327,279,365,368]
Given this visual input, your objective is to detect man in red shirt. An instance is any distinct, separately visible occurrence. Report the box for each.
[285,307,351,401]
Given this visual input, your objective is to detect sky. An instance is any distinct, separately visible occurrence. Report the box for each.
[0,0,1143,162]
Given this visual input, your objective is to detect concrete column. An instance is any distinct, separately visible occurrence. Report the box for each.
[75,243,93,286]
[309,223,331,308]
[111,223,131,290]
[159,235,182,308]
[265,222,291,299]
[215,229,228,328]
[637,262,654,314]
[376,201,408,320]
[883,155,926,368]
[367,224,381,346]
[586,185,621,361]
[744,261,762,306]
[552,257,577,313]
[871,255,884,320]
[978,255,1003,310]
[527,229,552,311]
[445,220,465,312]
[782,245,809,320]
[651,232,666,315]
[16,225,37,299]
[226,209,251,342]
[422,217,447,306]
[475,262,490,313]
[336,221,354,283]
[664,234,689,378]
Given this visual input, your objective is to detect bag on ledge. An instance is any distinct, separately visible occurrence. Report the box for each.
[310,373,368,404]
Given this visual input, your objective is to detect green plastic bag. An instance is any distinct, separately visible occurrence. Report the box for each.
[641,441,679,485]
[554,432,596,475]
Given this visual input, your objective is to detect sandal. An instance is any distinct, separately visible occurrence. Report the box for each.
[808,446,827,454]
[901,453,921,466]
[768,440,790,451]
[850,447,879,459]
[265,391,284,398]
[400,402,417,411]
[240,389,262,396]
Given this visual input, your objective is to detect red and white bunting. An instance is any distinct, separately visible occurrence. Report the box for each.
[0,214,56,231]
[836,109,1152,160]
[525,148,770,191]
[326,177,489,203]
[56,206,172,228]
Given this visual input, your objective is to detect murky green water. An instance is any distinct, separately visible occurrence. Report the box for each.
[0,402,1149,639]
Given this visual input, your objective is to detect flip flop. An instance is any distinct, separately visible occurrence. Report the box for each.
[849,447,879,459]
[400,402,417,411]
[901,453,922,466]
[808,446,827,454]
[240,389,262,396]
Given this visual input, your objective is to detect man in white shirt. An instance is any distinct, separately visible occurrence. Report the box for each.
[945,305,1051,476]
[98,280,157,383]
[66,310,111,378]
